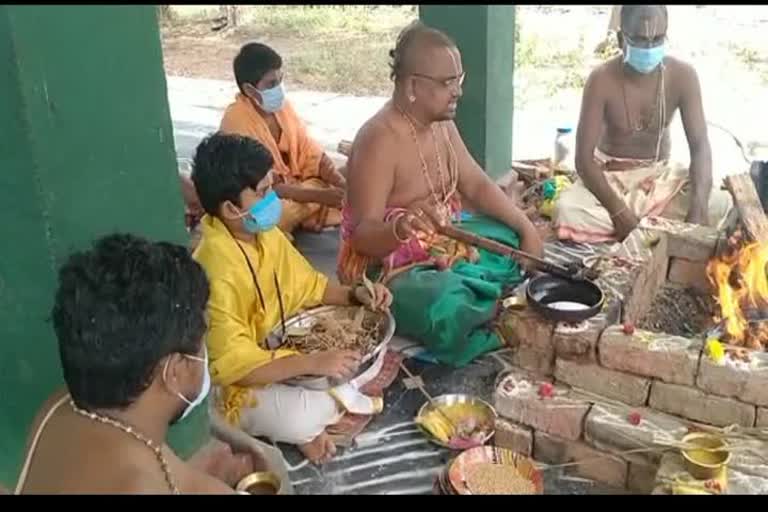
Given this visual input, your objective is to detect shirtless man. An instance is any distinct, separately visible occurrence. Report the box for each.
[339,22,543,366]
[17,234,235,494]
[555,5,731,243]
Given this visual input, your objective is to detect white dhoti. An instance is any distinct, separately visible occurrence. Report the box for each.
[554,152,733,243]
[235,384,344,445]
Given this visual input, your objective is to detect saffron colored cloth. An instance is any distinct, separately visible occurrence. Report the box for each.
[220,93,340,232]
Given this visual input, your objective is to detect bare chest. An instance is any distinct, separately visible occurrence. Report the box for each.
[389,128,458,207]
[605,74,680,137]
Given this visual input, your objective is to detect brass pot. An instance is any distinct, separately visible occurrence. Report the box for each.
[235,471,282,495]
[680,433,731,481]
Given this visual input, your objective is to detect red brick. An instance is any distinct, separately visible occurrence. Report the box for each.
[533,431,628,489]
[499,309,555,376]
[627,462,658,494]
[555,359,651,406]
[648,381,756,427]
[584,402,690,465]
[495,369,591,441]
[639,216,719,262]
[668,258,713,295]
[696,351,768,407]
[758,408,768,427]
[599,325,702,386]
[493,418,532,456]
[624,231,669,325]
[553,315,606,364]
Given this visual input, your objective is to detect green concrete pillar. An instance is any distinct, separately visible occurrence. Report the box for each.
[419,5,515,179]
[0,5,208,488]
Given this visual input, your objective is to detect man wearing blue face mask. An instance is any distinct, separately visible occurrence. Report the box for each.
[191,133,393,465]
[555,4,732,243]
[220,43,347,240]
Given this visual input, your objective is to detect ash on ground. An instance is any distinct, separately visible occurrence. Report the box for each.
[638,285,716,337]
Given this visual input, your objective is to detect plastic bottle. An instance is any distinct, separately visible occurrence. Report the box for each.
[553,127,575,171]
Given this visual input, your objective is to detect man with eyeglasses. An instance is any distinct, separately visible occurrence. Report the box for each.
[338,21,543,367]
[218,43,347,239]
[555,4,731,243]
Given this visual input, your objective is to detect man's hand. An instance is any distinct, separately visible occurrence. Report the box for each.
[354,283,393,311]
[305,350,362,380]
[519,231,545,274]
[319,155,347,189]
[612,209,640,241]
[394,199,446,240]
[309,187,345,208]
[188,439,256,488]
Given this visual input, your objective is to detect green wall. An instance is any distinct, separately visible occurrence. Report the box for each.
[0,5,208,488]
[419,5,516,179]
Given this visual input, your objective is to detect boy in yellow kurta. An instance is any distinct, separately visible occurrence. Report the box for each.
[191,133,392,464]
[220,42,346,237]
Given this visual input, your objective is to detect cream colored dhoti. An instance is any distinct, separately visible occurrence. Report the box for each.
[554,151,732,243]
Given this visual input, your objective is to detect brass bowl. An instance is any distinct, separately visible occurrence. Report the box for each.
[415,394,497,449]
[235,471,281,495]
[680,433,731,481]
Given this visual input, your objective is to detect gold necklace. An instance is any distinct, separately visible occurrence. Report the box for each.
[396,103,458,213]
[69,400,180,494]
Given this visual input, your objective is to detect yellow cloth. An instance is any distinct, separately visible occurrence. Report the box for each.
[193,215,329,423]
[220,94,341,233]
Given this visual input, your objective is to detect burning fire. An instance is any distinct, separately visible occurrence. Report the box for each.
[707,234,768,350]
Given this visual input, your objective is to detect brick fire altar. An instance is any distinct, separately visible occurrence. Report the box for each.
[493,174,768,494]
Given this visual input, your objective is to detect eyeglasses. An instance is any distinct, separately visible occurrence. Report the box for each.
[412,71,466,89]
[624,34,667,49]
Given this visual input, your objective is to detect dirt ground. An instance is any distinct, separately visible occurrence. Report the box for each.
[160,5,768,153]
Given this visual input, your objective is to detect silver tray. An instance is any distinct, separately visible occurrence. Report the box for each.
[266,305,396,390]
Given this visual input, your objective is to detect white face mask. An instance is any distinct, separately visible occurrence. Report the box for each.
[163,346,211,421]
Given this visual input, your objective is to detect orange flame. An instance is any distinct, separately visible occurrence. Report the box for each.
[707,240,768,349]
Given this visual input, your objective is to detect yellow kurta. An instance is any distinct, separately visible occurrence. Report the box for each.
[193,215,329,423]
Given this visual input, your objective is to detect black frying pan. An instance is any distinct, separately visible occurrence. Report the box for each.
[526,274,604,323]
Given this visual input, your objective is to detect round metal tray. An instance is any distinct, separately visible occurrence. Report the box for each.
[415,393,497,449]
[266,305,395,390]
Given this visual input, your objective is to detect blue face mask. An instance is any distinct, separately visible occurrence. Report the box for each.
[258,84,285,113]
[241,190,282,233]
[624,43,665,74]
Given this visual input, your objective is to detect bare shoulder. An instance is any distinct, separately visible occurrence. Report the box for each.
[353,109,399,153]
[585,57,621,90]
[347,107,400,179]
[664,56,700,83]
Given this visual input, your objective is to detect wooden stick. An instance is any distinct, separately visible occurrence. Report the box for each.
[723,173,768,242]
[399,362,458,433]
[438,224,580,280]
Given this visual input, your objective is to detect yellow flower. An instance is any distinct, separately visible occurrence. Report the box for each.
[706,339,725,365]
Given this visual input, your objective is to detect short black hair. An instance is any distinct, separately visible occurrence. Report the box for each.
[191,132,274,216]
[233,43,283,93]
[52,233,209,410]
[620,5,668,30]
[389,20,455,82]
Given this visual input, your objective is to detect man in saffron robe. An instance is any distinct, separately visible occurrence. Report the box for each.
[220,43,346,237]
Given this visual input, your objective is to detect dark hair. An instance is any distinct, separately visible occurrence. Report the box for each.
[620,5,668,29]
[191,132,274,216]
[52,233,210,410]
[234,43,283,93]
[389,20,455,82]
